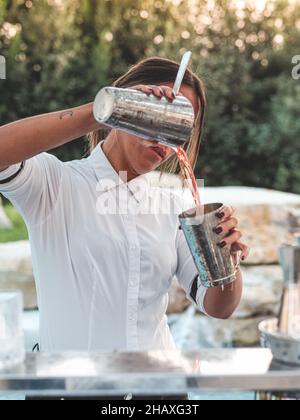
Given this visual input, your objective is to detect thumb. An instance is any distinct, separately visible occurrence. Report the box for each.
[231,241,250,261]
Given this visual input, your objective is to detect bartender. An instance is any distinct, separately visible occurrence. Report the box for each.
[0,57,249,399]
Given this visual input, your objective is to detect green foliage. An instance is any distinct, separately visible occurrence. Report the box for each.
[0,203,28,242]
[0,0,300,192]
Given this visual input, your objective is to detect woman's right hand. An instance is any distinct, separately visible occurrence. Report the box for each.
[130,84,178,103]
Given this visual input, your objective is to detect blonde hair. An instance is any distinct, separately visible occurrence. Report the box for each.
[88,57,206,173]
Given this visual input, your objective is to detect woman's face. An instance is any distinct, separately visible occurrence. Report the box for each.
[113,83,200,178]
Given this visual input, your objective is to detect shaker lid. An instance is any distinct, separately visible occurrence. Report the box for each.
[93,87,115,123]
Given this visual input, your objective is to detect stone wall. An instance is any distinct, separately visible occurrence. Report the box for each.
[0,197,12,229]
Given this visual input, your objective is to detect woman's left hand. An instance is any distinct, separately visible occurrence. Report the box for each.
[214,205,250,261]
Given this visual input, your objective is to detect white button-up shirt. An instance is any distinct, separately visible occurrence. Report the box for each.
[0,144,207,352]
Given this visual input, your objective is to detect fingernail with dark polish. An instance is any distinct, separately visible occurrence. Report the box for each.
[214,227,223,235]
[216,212,225,219]
[218,241,227,248]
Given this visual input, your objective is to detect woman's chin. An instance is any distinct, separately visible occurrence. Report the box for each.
[134,161,158,175]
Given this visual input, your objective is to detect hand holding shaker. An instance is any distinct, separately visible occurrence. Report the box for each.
[93,52,195,148]
[179,204,241,289]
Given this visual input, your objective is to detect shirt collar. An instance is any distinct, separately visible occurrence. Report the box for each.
[88,142,150,198]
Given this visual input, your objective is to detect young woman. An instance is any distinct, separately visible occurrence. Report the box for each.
[0,57,249,355]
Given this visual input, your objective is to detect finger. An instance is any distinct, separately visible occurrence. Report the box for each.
[231,241,251,261]
[159,86,176,102]
[217,229,242,248]
[213,217,238,235]
[131,85,153,95]
[149,85,164,98]
[215,205,235,221]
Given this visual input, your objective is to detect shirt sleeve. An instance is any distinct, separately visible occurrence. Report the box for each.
[175,227,208,315]
[0,153,63,226]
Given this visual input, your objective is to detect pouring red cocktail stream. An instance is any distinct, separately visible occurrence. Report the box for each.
[172,51,202,209]
[175,146,202,208]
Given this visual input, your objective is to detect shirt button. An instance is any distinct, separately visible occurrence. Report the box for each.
[130,245,137,251]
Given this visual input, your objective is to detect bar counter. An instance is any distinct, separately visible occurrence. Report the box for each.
[0,349,299,397]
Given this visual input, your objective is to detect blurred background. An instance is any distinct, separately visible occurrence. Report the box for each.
[1,0,300,190]
[1,0,300,359]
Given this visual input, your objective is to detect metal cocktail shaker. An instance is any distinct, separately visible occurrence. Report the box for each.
[179,203,240,289]
[93,87,195,148]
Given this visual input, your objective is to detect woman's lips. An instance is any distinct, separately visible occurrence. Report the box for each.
[150,146,166,160]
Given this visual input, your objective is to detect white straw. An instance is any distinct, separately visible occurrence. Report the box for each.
[173,51,192,96]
